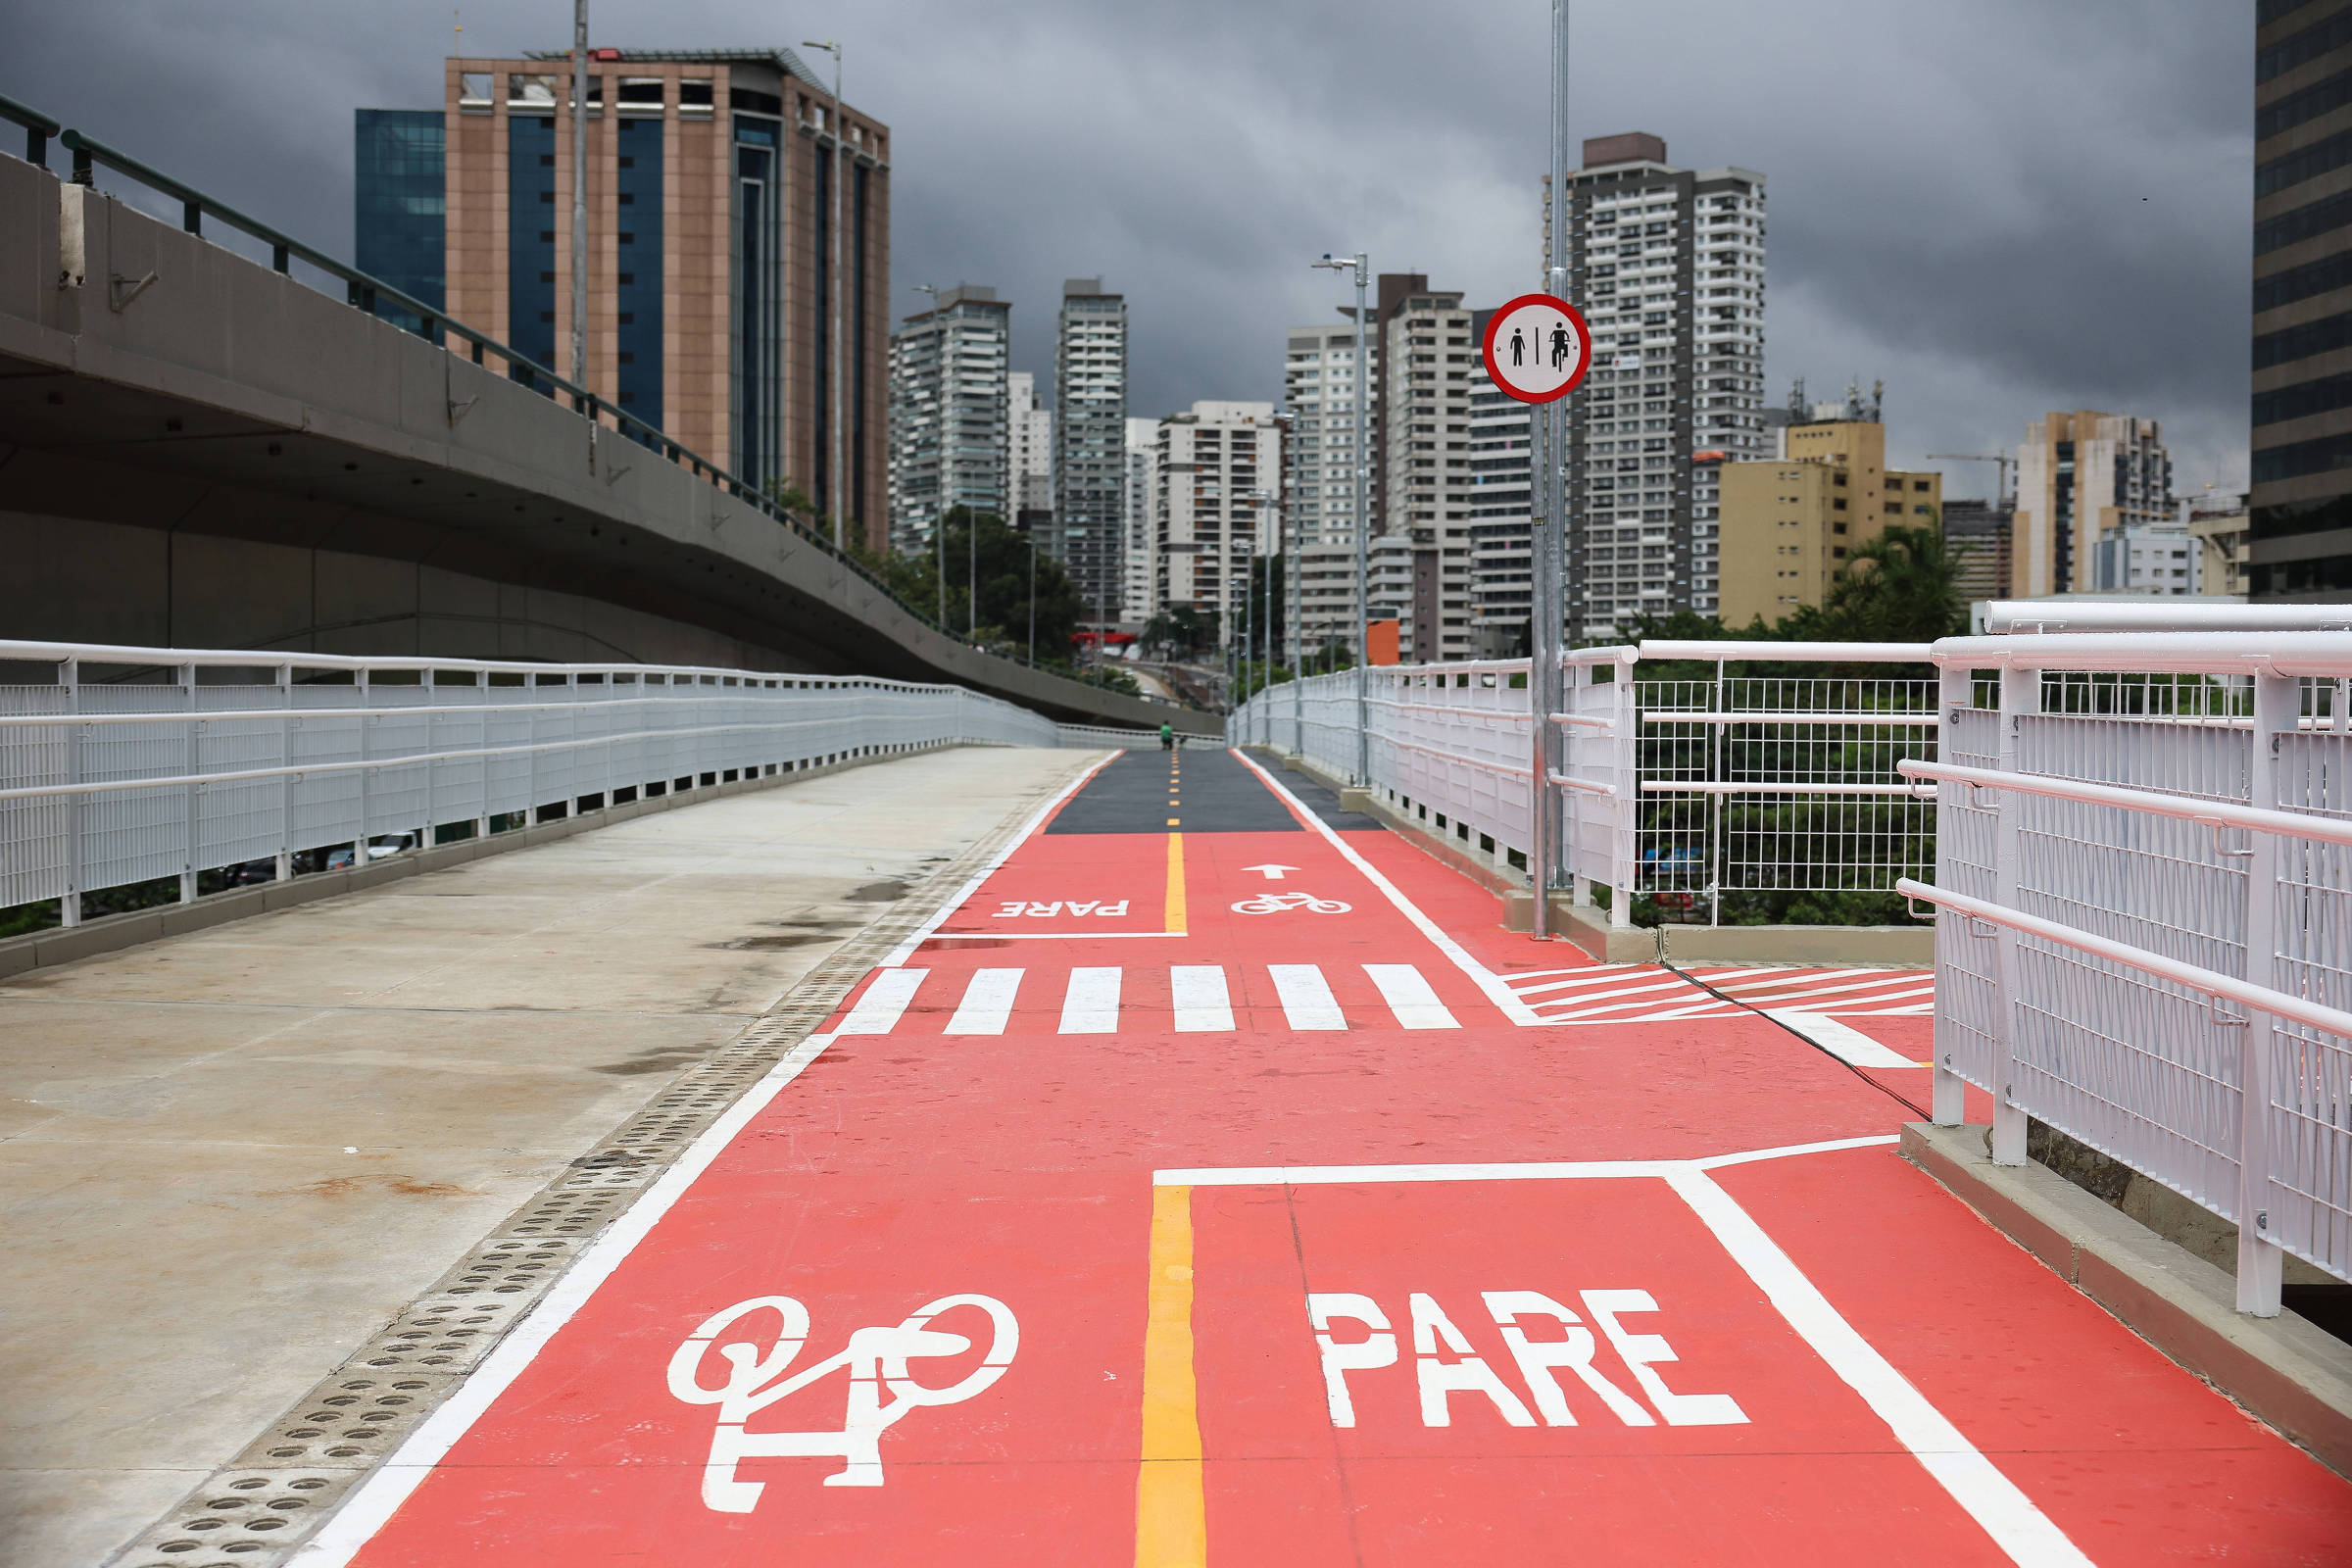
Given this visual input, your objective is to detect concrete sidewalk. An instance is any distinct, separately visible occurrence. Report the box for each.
[0,746,1090,1567]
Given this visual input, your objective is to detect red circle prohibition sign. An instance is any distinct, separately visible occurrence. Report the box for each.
[1483,293,1592,405]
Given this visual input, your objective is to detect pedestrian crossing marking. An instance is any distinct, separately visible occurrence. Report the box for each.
[1061,966,1122,1034]
[1170,965,1234,1033]
[837,967,927,1034]
[1269,963,1348,1031]
[834,961,1477,1037]
[943,967,1022,1035]
[1363,963,1460,1030]
[1500,964,1936,1026]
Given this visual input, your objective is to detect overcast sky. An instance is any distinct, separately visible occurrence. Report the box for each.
[10,0,2255,499]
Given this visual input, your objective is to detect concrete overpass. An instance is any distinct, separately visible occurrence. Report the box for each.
[0,148,1206,732]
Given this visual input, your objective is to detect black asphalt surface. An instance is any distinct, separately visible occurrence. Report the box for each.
[1047,748,1301,834]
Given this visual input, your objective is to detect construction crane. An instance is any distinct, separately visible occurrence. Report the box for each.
[1928,453,2017,509]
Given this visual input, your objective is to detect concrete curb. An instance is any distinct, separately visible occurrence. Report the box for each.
[0,740,980,981]
[1901,1121,2352,1480]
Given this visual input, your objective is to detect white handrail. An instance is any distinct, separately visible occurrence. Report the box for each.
[1895,877,2352,1044]
[1929,631,2352,678]
[1897,760,2352,852]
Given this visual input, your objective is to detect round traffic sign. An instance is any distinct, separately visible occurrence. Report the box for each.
[1482,293,1592,404]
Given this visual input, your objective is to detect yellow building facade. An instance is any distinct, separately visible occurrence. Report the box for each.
[1715,418,1940,627]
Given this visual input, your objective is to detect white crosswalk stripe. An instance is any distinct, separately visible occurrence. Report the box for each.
[1269,964,1348,1030]
[943,967,1022,1035]
[1767,1010,1923,1067]
[848,961,1480,1036]
[1171,965,1235,1032]
[1363,963,1460,1030]
[838,967,927,1034]
[1060,966,1122,1034]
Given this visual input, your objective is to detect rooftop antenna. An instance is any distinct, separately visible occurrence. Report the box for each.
[1788,376,1805,418]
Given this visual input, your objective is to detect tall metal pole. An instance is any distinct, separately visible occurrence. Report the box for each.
[804,39,846,551]
[568,1,588,391]
[1350,257,1369,785]
[1028,538,1037,665]
[1287,490,1300,752]
[1529,0,1572,940]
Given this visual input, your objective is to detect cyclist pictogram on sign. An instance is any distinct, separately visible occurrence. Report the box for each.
[1483,293,1592,404]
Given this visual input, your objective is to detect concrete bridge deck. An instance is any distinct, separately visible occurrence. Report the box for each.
[5,746,2350,1565]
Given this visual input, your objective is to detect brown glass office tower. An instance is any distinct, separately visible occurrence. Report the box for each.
[368,48,890,548]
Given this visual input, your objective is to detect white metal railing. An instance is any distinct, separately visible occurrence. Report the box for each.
[1895,631,2352,1314]
[0,639,1079,928]
[1227,640,1940,924]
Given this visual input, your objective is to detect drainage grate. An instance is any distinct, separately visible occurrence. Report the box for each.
[102,763,1078,1568]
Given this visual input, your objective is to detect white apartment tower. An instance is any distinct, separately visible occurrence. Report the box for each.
[1006,371,1054,515]
[1559,132,1767,636]
[1154,402,1279,640]
[1122,416,1159,623]
[884,285,1010,550]
[1052,278,1129,626]
[1377,285,1484,662]
[1282,319,1380,661]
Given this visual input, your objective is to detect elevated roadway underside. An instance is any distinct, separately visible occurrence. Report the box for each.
[12,745,2348,1566]
[0,151,1203,731]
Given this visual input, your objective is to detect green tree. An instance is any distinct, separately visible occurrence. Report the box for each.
[1814,520,1964,642]
[928,507,1087,658]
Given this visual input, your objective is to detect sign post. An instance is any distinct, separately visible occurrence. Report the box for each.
[1483,285,1590,940]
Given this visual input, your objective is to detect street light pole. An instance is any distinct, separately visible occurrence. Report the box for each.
[803,38,846,553]
[569,0,588,391]
[1529,0,1573,940]
[1313,251,1371,785]
[1027,534,1037,666]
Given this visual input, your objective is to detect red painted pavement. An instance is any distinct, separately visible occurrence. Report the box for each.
[309,750,2352,1566]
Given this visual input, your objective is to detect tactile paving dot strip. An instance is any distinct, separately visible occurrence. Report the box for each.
[103,761,1079,1568]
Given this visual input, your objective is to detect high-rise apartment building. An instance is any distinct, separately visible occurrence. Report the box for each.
[885,285,1009,548]
[1715,414,1939,626]
[2011,413,2173,597]
[1052,279,1128,625]
[1558,132,1768,637]
[2254,2,2352,599]
[1373,285,1485,662]
[1152,402,1278,637]
[358,49,890,545]
[2188,491,2252,598]
[1280,322,1379,549]
[1466,373,1538,656]
[1122,416,1159,624]
[1943,498,2015,607]
[1007,372,1054,514]
[354,109,446,333]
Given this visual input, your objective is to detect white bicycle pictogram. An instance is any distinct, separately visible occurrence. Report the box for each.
[1229,891,1352,914]
[666,1293,1018,1510]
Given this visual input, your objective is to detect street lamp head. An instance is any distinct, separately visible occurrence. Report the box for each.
[801,38,837,53]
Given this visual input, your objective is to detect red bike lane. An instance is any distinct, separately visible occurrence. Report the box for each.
[295,750,2352,1567]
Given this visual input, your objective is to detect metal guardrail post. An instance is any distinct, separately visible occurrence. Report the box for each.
[1931,661,1970,1127]
[179,662,199,904]
[276,663,295,883]
[1988,661,2036,1166]
[1610,662,1639,929]
[355,665,371,866]
[2236,670,2293,1316]
[60,657,81,927]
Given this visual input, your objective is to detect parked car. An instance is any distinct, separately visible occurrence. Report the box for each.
[324,833,419,871]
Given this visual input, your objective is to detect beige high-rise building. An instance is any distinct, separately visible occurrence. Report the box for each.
[1716,416,1939,626]
[1152,402,1278,636]
[434,49,890,545]
[2010,412,2172,598]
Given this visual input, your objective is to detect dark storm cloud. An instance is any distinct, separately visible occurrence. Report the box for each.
[6,0,2254,492]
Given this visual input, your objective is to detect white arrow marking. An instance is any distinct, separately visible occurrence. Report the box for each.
[1242,863,1298,881]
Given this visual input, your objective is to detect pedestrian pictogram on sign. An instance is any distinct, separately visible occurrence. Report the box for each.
[1483,293,1592,404]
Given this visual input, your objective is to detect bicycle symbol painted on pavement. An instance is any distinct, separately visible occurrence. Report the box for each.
[1230,892,1353,914]
[666,1293,1018,1510]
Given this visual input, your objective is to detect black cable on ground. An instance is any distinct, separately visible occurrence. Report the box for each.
[1657,955,1931,1122]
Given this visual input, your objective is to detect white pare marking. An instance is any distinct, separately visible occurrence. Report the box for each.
[1059,966,1121,1034]
[1766,1010,1920,1067]
[1270,963,1348,1030]
[1305,1288,1742,1431]
[1171,965,1236,1033]
[667,1293,1017,1508]
[1364,963,1460,1030]
[993,900,1131,918]
[943,968,1023,1035]
[837,968,925,1035]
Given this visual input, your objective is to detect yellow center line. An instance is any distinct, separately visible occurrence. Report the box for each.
[1135,1184,1205,1566]
[1163,832,1187,932]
